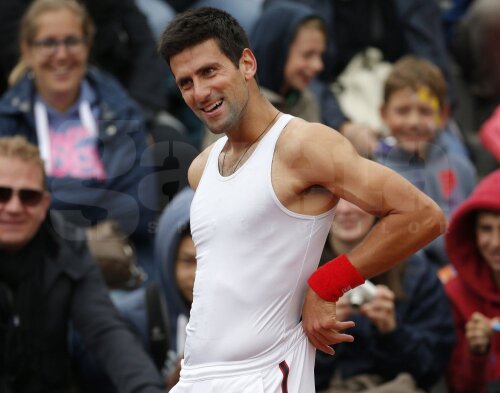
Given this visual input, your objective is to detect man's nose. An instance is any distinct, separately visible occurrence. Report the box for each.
[193,80,211,103]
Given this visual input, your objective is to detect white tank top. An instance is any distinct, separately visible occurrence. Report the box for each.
[186,114,335,367]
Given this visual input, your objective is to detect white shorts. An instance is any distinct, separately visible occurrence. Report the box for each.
[170,325,316,393]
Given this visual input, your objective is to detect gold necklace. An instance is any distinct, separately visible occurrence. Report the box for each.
[220,111,280,176]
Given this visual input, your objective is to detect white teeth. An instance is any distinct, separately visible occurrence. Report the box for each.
[204,100,222,112]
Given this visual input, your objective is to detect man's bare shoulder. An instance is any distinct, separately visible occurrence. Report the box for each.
[277,118,352,164]
[188,142,216,190]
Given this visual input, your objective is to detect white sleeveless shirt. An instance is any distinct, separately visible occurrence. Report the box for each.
[186,114,335,368]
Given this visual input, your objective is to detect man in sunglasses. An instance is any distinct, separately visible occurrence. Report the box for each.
[0,135,167,392]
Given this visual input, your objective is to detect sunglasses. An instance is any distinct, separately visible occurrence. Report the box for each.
[0,186,45,206]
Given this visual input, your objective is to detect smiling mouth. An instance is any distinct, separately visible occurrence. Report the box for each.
[201,99,223,113]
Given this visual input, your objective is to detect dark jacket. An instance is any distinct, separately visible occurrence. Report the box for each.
[0,0,29,95]
[84,0,168,118]
[445,169,500,393]
[1,212,165,393]
[315,253,456,391]
[0,67,158,242]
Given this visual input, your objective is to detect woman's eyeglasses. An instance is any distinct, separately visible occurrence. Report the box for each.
[30,36,86,57]
[0,187,45,206]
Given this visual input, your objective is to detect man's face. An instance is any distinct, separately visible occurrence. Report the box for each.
[476,212,500,274]
[381,86,443,156]
[175,235,196,306]
[169,39,252,135]
[0,157,50,252]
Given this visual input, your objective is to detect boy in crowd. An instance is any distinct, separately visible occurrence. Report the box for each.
[375,55,477,266]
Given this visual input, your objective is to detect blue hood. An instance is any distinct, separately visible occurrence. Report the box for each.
[250,1,324,94]
[155,187,194,352]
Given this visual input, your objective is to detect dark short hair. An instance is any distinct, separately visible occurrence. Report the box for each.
[157,7,249,69]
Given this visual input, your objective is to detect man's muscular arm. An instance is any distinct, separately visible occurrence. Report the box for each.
[284,120,445,278]
[280,120,446,354]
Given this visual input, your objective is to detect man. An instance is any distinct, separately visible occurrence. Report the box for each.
[0,135,166,392]
[157,7,446,393]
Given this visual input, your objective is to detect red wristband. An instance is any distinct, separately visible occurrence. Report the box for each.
[307,254,365,302]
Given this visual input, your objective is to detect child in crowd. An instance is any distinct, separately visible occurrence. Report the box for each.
[375,55,477,266]
[250,1,326,123]
[315,199,455,393]
[444,169,500,393]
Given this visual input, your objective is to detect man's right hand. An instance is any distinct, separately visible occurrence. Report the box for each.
[302,288,355,355]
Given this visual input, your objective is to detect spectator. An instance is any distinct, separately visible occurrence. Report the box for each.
[250,1,326,122]
[0,0,170,126]
[375,55,477,266]
[0,0,28,96]
[478,105,500,169]
[84,0,169,123]
[452,0,500,176]
[438,0,473,50]
[154,187,195,390]
[452,0,500,130]
[0,0,159,280]
[315,199,455,392]
[479,105,500,171]
[444,169,500,393]
[0,135,166,393]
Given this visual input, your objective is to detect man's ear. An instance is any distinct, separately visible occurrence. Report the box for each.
[239,48,257,81]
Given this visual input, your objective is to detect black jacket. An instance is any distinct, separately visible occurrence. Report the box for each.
[0,212,165,393]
